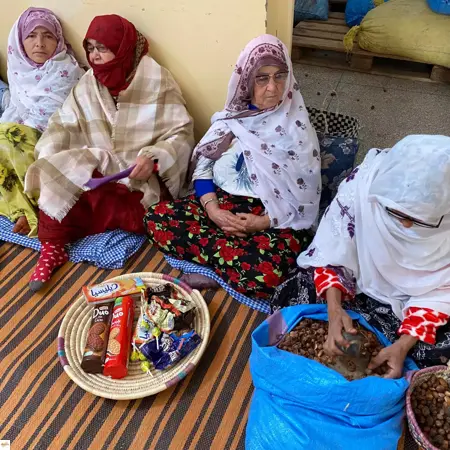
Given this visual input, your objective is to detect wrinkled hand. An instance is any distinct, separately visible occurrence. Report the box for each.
[368,336,416,379]
[324,307,357,357]
[207,208,247,237]
[130,156,154,181]
[236,213,270,234]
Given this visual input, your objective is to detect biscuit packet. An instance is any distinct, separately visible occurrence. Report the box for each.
[81,303,114,374]
[83,278,145,305]
[103,296,135,379]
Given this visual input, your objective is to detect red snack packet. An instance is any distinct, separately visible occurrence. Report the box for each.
[103,296,134,379]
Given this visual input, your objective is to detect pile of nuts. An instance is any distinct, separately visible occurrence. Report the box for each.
[277,319,389,379]
[411,375,450,449]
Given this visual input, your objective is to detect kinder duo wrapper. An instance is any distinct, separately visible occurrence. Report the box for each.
[81,303,114,373]
[103,296,134,379]
[139,330,202,370]
[83,278,145,304]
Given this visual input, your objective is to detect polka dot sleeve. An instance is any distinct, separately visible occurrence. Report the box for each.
[398,307,449,345]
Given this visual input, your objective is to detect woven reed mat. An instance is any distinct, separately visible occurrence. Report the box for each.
[0,242,266,449]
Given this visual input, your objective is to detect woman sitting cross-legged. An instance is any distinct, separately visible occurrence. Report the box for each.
[270,135,450,376]
[24,15,194,291]
[144,34,321,300]
[0,7,84,236]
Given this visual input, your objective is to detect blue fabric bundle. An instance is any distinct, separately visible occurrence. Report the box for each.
[294,0,328,25]
[427,0,450,15]
[345,0,388,26]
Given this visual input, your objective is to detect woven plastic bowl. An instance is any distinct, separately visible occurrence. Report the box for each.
[406,365,448,450]
[57,272,210,400]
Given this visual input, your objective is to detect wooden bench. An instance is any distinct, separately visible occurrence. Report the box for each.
[292,12,450,82]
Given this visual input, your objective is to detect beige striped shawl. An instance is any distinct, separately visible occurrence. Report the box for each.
[25,55,194,222]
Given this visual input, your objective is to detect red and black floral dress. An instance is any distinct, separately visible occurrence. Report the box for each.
[144,190,312,299]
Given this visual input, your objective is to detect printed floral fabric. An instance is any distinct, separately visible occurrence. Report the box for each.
[271,268,450,368]
[144,190,312,299]
[318,134,358,219]
[0,123,40,236]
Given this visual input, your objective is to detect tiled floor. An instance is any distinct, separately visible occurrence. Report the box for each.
[293,63,450,161]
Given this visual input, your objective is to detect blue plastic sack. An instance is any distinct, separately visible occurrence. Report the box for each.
[345,0,388,27]
[427,0,450,15]
[246,304,418,450]
[294,0,328,25]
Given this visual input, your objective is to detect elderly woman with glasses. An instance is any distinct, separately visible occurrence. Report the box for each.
[24,14,194,291]
[144,34,321,300]
[270,135,450,376]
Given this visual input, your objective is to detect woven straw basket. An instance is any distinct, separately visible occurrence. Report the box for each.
[57,272,210,400]
[406,365,449,450]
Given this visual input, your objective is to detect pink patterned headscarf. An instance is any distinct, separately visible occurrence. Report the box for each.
[192,34,321,230]
[1,8,84,131]
[18,7,67,67]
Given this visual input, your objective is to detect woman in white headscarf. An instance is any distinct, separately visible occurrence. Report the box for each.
[144,34,321,300]
[271,135,450,376]
[0,7,83,236]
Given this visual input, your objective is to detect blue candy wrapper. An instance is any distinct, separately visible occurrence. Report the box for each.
[140,330,202,370]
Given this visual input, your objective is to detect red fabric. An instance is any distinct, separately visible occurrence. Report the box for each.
[83,15,148,95]
[314,267,352,299]
[398,306,449,345]
[38,181,146,244]
[30,241,68,282]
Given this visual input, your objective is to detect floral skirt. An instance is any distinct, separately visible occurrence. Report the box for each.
[270,268,450,368]
[144,191,312,299]
[0,123,40,236]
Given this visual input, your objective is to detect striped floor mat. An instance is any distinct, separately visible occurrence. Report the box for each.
[0,242,266,449]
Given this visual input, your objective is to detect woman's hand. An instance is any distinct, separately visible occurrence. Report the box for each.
[236,213,270,233]
[205,202,248,237]
[368,334,418,379]
[130,155,154,181]
[324,287,358,356]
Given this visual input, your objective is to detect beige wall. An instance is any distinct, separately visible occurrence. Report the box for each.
[266,0,294,52]
[0,0,293,137]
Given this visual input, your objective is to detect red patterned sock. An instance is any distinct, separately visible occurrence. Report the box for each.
[29,241,69,291]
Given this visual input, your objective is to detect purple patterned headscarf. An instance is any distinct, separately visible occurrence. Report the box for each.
[17,7,66,66]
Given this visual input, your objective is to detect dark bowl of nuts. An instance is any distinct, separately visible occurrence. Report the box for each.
[407,365,450,450]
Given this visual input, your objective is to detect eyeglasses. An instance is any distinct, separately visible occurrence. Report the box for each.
[86,44,110,54]
[254,71,288,87]
[386,207,444,229]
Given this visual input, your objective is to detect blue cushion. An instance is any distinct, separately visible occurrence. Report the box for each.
[318,134,358,217]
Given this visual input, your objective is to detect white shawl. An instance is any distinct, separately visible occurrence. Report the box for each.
[297,135,450,319]
[192,34,321,230]
[0,12,84,131]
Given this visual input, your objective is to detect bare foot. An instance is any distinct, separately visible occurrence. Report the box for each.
[12,216,31,235]
[180,273,220,290]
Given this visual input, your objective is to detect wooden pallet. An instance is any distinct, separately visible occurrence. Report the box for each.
[292,12,450,82]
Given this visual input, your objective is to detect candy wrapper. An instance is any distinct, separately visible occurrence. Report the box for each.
[133,284,196,345]
[83,278,145,304]
[132,293,158,346]
[147,293,195,333]
[139,330,202,370]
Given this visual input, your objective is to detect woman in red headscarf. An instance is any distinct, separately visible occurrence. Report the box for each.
[25,15,194,291]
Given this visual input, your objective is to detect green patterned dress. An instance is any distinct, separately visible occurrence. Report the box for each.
[0,123,40,236]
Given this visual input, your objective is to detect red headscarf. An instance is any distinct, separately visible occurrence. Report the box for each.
[83,15,148,95]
